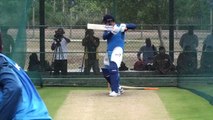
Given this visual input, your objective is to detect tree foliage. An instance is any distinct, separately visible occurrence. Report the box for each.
[27,0,211,26]
[175,0,210,24]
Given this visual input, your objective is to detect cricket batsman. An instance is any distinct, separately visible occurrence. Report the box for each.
[101,15,136,97]
[0,54,52,120]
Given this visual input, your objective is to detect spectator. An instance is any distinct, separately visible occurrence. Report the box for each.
[202,29,213,51]
[0,54,52,120]
[137,38,157,70]
[179,26,198,51]
[200,46,213,73]
[28,53,40,71]
[119,61,129,71]
[82,29,100,75]
[153,46,175,74]
[51,28,70,75]
[176,45,197,74]
[133,60,144,71]
[1,27,14,57]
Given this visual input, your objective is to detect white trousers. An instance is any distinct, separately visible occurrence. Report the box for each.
[104,47,123,68]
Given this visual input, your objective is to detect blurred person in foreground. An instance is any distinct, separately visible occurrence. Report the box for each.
[0,54,51,120]
[101,14,136,97]
[0,30,2,53]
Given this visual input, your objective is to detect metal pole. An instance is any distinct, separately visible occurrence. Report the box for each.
[169,0,174,62]
[39,0,45,68]
[210,8,212,31]
[32,1,35,38]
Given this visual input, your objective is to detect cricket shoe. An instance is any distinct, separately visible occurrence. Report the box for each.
[119,86,124,94]
[109,91,119,97]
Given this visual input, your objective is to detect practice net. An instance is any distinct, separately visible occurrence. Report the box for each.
[0,0,32,67]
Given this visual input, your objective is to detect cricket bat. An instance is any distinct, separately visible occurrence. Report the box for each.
[121,85,159,90]
[87,23,113,31]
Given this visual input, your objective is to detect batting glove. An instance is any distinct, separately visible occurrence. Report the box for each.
[120,23,127,32]
[111,25,121,34]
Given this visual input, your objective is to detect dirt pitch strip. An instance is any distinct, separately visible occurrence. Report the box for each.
[54,90,171,120]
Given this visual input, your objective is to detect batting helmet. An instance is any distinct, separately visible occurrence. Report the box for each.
[102,14,115,24]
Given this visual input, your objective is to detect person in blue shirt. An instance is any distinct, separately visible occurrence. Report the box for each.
[137,38,157,70]
[101,15,136,97]
[0,54,52,120]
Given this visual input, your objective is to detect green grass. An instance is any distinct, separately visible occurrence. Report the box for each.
[37,87,213,120]
[37,87,70,118]
[158,87,213,120]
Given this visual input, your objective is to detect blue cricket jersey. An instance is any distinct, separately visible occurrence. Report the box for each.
[0,54,52,120]
[103,23,136,51]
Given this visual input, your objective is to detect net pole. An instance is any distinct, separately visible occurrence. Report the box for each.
[39,0,45,68]
[169,0,174,62]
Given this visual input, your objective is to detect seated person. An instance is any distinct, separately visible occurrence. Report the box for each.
[176,45,197,74]
[153,46,175,74]
[137,38,157,70]
[200,46,213,73]
[133,60,144,71]
[28,53,41,71]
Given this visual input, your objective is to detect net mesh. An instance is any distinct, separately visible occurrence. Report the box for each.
[0,0,32,67]
[0,0,213,105]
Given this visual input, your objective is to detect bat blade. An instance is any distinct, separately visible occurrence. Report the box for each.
[121,85,159,90]
[87,23,113,31]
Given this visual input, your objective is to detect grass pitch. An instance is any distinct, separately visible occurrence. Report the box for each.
[158,87,213,120]
[38,87,213,120]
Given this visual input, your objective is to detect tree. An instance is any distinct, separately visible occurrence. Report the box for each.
[69,0,103,25]
[27,0,211,26]
[175,0,209,25]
